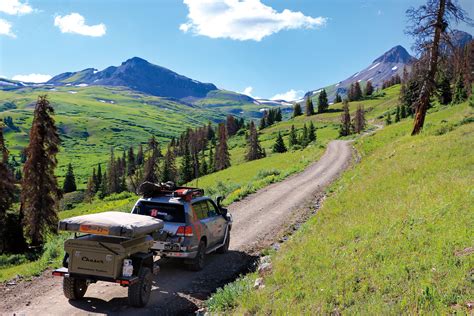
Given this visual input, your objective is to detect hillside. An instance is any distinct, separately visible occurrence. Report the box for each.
[208,95,474,313]
[0,85,400,283]
[0,85,225,185]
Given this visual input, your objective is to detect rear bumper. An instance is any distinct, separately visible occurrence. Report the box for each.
[52,267,140,286]
[159,250,198,258]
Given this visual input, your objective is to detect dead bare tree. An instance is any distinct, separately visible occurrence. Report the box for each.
[406,0,472,135]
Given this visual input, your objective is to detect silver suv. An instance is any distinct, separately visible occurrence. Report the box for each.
[131,184,232,271]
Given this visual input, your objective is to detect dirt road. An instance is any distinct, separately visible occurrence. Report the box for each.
[1,140,352,315]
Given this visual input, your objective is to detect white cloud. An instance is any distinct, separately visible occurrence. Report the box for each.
[0,19,15,37]
[271,89,304,101]
[180,0,327,41]
[240,86,262,99]
[0,0,33,15]
[12,73,52,83]
[54,13,106,37]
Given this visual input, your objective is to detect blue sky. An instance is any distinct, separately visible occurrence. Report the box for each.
[0,0,472,100]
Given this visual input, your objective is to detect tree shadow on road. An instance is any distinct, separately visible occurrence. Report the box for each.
[67,250,258,315]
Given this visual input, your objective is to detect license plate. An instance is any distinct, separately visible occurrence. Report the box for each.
[79,224,109,235]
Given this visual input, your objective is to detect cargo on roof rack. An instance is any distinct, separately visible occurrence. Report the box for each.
[137,181,204,201]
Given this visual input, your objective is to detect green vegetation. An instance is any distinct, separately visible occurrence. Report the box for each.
[207,99,474,314]
[0,85,225,187]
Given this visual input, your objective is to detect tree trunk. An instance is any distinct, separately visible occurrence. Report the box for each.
[412,0,446,135]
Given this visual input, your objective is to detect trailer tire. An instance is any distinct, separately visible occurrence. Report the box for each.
[63,276,88,300]
[128,267,152,307]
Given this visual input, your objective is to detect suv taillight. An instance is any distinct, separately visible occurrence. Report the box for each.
[176,226,193,237]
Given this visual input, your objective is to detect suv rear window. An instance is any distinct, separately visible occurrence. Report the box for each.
[133,202,186,223]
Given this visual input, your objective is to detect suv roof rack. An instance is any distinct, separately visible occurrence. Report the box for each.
[137,181,204,201]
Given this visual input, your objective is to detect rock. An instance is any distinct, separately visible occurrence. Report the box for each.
[260,256,271,264]
[258,262,272,276]
[253,277,264,289]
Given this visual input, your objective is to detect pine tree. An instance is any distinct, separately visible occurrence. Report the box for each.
[353,105,366,133]
[63,163,77,193]
[208,145,214,174]
[288,125,298,147]
[259,117,266,130]
[318,89,329,113]
[96,163,102,189]
[305,97,314,116]
[226,115,239,137]
[401,104,407,118]
[275,108,283,122]
[395,106,401,122]
[0,125,16,249]
[98,171,108,199]
[107,148,120,194]
[339,100,351,136]
[335,93,342,103]
[365,81,374,96]
[84,176,95,203]
[136,144,144,166]
[272,132,287,153]
[21,95,61,246]
[162,144,177,183]
[127,146,136,176]
[308,121,317,142]
[453,73,467,104]
[179,144,193,184]
[143,144,160,184]
[300,124,309,147]
[214,123,231,171]
[199,150,208,176]
[437,72,452,105]
[293,103,302,117]
[245,121,265,161]
[385,112,392,125]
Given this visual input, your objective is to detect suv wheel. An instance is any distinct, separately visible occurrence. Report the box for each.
[187,240,206,271]
[216,230,230,254]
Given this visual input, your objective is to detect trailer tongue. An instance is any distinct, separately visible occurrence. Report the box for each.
[52,211,163,307]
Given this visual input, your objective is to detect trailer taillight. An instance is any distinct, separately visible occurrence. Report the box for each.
[176,226,193,237]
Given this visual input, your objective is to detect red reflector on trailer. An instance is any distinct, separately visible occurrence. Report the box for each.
[52,272,63,277]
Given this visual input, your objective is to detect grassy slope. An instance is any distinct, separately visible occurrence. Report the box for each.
[0,85,399,282]
[0,85,225,187]
[208,100,474,314]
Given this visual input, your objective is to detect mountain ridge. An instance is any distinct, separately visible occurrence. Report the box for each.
[47,57,218,99]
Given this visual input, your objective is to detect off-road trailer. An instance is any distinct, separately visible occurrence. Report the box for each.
[52,211,164,307]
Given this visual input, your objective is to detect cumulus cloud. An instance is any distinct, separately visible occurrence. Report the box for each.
[0,19,15,37]
[240,86,262,99]
[54,13,106,37]
[0,0,33,15]
[12,73,52,83]
[271,89,304,101]
[180,0,327,41]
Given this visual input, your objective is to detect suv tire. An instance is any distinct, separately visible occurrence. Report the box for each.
[216,230,230,254]
[128,267,152,307]
[187,240,206,271]
[63,276,88,300]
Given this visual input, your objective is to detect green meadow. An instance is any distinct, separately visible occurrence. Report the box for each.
[207,97,474,314]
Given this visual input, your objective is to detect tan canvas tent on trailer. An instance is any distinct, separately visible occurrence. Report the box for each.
[58,211,164,238]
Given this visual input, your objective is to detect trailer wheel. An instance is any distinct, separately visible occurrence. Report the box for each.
[63,276,88,300]
[128,267,152,307]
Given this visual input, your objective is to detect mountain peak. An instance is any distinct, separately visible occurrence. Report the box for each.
[122,56,149,66]
[373,45,414,64]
